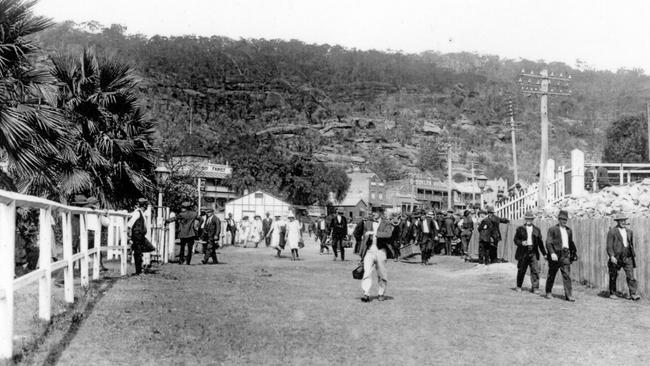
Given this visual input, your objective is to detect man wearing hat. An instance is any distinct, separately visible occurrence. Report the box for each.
[442,209,457,256]
[606,214,640,300]
[329,209,348,261]
[513,211,546,293]
[545,210,578,301]
[165,201,199,265]
[201,208,221,264]
[262,212,273,247]
[477,205,509,265]
[353,211,367,255]
[419,211,438,265]
[361,208,394,302]
[127,198,149,275]
[316,213,330,255]
[225,213,237,246]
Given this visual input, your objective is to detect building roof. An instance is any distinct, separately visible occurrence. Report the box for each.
[336,197,368,207]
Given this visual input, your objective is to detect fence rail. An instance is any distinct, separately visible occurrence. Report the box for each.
[0,190,133,360]
[468,216,650,297]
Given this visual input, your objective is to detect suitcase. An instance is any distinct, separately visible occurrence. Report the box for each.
[399,243,421,259]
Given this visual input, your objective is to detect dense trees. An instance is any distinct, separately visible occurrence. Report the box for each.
[602,114,648,163]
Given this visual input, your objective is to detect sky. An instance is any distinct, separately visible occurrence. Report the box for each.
[32,0,650,72]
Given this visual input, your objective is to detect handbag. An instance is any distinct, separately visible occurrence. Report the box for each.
[141,238,156,253]
[352,263,364,280]
[298,239,304,249]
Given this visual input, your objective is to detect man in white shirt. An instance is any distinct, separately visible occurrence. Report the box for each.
[127,198,149,275]
[361,209,394,302]
[606,214,639,300]
[513,211,546,293]
[545,210,578,301]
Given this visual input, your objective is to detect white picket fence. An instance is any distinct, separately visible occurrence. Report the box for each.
[0,190,174,360]
[495,166,569,220]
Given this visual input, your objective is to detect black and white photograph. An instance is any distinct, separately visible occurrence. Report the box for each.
[2,0,650,365]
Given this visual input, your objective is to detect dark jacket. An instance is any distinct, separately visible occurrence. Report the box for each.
[442,216,456,237]
[399,219,413,244]
[167,210,199,239]
[606,226,636,267]
[478,214,509,243]
[422,217,439,239]
[546,224,577,261]
[513,224,547,261]
[262,217,273,234]
[329,215,348,239]
[359,218,394,257]
[202,215,221,242]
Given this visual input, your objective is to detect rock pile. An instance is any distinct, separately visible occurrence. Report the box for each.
[546,178,650,218]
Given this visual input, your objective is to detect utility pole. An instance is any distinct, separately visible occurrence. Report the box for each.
[519,69,571,208]
[447,143,452,210]
[471,160,475,205]
[647,99,650,161]
[506,96,518,183]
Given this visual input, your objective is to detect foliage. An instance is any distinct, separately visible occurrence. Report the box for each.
[417,140,445,173]
[602,114,648,163]
[369,153,404,181]
[50,48,156,207]
[0,0,72,193]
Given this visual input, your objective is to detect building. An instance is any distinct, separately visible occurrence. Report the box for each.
[384,174,482,212]
[385,179,417,213]
[334,197,368,220]
[225,190,292,220]
[333,169,387,212]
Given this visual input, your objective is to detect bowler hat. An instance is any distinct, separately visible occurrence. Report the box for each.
[558,210,569,220]
[523,211,535,220]
[613,213,628,221]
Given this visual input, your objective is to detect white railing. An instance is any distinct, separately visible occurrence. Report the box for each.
[0,190,132,360]
[495,166,569,220]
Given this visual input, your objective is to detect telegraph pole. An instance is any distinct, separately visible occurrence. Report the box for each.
[647,99,650,161]
[471,160,475,204]
[447,143,452,210]
[506,97,518,183]
[519,69,571,208]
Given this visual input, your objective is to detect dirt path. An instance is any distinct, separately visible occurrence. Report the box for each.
[26,237,650,365]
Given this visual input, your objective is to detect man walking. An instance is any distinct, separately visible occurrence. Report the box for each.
[201,208,221,264]
[606,214,640,300]
[330,209,348,261]
[457,210,474,259]
[166,201,199,265]
[225,213,237,246]
[262,212,273,247]
[545,210,578,302]
[127,198,149,275]
[442,210,456,255]
[361,209,394,302]
[513,211,546,293]
[420,211,438,265]
[316,213,330,254]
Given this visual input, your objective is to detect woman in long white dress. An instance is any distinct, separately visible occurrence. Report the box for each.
[267,215,283,257]
[240,216,251,246]
[250,215,263,247]
[285,214,303,261]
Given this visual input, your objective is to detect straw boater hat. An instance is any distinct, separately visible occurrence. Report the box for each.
[523,211,535,220]
[613,213,627,221]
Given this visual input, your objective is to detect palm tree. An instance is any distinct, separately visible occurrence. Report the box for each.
[51,48,156,207]
[0,0,72,192]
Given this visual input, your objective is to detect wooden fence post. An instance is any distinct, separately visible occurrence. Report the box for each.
[120,217,128,276]
[107,217,116,260]
[168,212,176,263]
[38,208,52,321]
[0,200,16,360]
[80,213,89,289]
[62,212,74,303]
[92,214,101,280]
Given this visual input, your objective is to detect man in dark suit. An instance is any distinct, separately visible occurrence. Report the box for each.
[262,212,273,247]
[329,209,348,261]
[353,211,367,255]
[225,213,237,246]
[478,205,509,265]
[545,210,578,301]
[441,210,457,255]
[316,213,330,254]
[419,211,438,265]
[513,211,547,293]
[201,208,221,264]
[361,209,394,302]
[606,214,640,300]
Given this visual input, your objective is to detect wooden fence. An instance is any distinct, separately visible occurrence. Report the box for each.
[468,216,650,296]
[0,190,140,360]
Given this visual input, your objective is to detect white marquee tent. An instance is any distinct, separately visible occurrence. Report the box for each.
[224,190,292,220]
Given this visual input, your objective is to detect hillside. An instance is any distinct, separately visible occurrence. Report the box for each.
[34,21,650,187]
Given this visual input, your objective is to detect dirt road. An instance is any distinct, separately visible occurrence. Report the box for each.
[21,237,650,365]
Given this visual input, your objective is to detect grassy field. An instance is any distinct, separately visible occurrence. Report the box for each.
[14,237,650,366]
